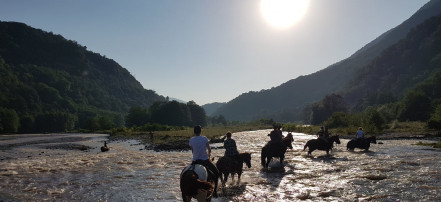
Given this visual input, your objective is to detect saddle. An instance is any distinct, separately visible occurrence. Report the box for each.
[191,160,215,180]
[181,164,207,181]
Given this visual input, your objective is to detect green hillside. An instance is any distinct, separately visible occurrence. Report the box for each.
[0,21,165,133]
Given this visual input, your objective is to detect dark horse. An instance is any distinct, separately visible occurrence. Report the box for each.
[303,135,341,156]
[347,136,377,151]
[261,133,294,168]
[180,164,214,202]
[216,152,251,186]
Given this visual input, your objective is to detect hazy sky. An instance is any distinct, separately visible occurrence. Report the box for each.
[0,0,430,105]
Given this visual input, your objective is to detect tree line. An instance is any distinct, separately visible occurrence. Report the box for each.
[305,68,441,132]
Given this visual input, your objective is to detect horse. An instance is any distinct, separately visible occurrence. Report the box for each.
[303,135,341,156]
[216,152,251,186]
[261,133,294,168]
[347,136,377,151]
[180,164,214,202]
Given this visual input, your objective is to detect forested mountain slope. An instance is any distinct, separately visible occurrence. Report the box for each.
[344,14,441,106]
[214,0,441,122]
[0,21,164,132]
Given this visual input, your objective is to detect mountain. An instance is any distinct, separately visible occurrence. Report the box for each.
[202,102,226,116]
[344,13,441,106]
[213,0,441,122]
[0,21,165,132]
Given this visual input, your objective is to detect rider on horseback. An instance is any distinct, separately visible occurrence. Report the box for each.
[221,132,239,158]
[355,127,365,144]
[267,126,283,147]
[221,131,241,167]
[317,126,329,144]
[356,127,364,139]
[189,125,219,196]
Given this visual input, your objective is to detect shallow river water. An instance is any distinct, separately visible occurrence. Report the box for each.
[0,130,440,201]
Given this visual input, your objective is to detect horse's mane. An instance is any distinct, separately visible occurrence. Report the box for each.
[239,152,251,160]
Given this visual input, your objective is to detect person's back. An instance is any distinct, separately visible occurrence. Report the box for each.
[356,127,364,139]
[269,127,283,143]
[223,132,240,162]
[317,126,328,143]
[188,125,219,197]
[189,135,209,161]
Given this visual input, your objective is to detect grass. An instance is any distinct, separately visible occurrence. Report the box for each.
[109,123,273,151]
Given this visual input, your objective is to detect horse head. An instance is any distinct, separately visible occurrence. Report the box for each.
[369,136,377,144]
[331,135,341,144]
[283,133,294,149]
[241,152,252,168]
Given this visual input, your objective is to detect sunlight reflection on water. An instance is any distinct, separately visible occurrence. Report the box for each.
[0,131,440,201]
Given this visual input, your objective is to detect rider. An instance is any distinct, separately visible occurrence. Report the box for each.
[268,126,283,146]
[189,125,219,195]
[317,126,328,143]
[356,127,364,139]
[221,131,240,159]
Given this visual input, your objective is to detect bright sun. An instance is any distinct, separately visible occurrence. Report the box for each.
[260,0,310,29]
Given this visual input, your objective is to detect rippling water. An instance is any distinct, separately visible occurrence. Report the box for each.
[1,131,440,201]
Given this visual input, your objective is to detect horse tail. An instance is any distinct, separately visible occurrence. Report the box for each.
[303,142,308,151]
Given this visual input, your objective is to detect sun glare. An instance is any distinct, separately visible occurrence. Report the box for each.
[260,0,310,29]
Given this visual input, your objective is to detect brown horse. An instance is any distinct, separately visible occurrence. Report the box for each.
[347,136,377,151]
[261,133,294,168]
[216,152,251,186]
[303,135,341,156]
[180,164,214,202]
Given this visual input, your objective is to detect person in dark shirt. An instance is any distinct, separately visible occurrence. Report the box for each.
[221,131,240,158]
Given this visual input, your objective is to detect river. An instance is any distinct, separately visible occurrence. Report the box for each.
[0,130,440,201]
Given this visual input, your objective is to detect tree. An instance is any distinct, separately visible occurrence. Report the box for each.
[150,101,192,126]
[187,101,207,127]
[0,108,20,133]
[399,90,431,121]
[428,104,441,130]
[125,106,150,127]
[324,111,350,128]
[34,111,76,132]
[362,107,386,133]
[309,94,348,125]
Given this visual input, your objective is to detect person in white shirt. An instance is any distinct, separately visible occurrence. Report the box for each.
[189,125,219,197]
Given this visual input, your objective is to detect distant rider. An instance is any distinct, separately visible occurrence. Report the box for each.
[356,127,364,139]
[267,126,283,148]
[317,126,328,143]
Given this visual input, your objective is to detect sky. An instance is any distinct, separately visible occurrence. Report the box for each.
[0,0,430,105]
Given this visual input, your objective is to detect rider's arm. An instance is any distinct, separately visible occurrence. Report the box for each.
[206,142,211,157]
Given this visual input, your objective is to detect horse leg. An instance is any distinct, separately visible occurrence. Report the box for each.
[219,172,225,187]
[280,156,284,166]
[230,173,235,184]
[265,157,271,168]
[261,153,266,168]
[237,172,242,185]
[195,189,208,202]
[307,149,313,156]
[225,173,230,185]
[182,193,192,202]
